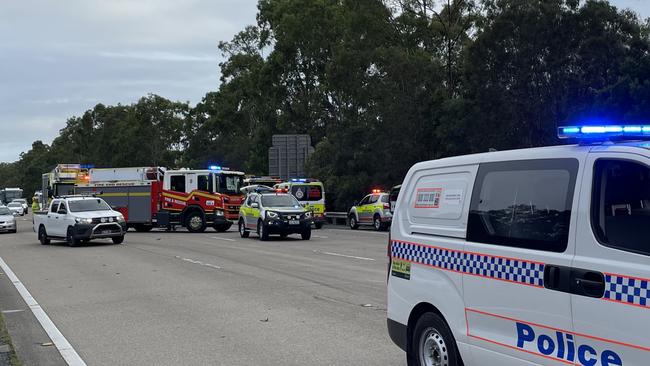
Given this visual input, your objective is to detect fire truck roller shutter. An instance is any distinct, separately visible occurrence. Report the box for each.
[126,185,153,224]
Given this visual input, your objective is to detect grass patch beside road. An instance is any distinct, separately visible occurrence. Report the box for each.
[0,312,21,366]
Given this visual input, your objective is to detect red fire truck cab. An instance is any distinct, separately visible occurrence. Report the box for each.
[157,168,245,232]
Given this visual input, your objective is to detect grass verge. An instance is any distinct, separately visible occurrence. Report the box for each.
[0,311,21,366]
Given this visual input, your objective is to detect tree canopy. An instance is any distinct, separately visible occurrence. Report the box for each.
[2,0,650,210]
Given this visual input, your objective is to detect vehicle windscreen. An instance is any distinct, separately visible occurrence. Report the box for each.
[291,185,323,201]
[261,195,301,208]
[12,199,26,203]
[68,199,112,212]
[0,207,11,215]
[7,203,21,207]
[217,174,244,195]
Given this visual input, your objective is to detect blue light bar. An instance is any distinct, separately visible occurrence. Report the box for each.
[558,125,650,139]
[208,165,222,170]
[291,178,307,182]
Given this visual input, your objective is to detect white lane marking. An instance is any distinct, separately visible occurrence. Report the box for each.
[174,256,222,269]
[313,250,375,261]
[0,257,87,366]
[211,236,236,242]
[1,309,24,314]
[313,235,329,239]
[326,228,388,236]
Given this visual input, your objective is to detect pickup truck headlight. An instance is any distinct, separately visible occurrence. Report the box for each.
[116,215,125,223]
[215,210,225,217]
[267,211,279,219]
[75,217,93,224]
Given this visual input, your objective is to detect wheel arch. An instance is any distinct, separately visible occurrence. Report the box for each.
[407,302,466,366]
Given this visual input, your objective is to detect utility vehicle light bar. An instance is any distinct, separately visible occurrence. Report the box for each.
[558,125,650,139]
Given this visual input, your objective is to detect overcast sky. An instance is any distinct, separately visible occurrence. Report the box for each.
[0,0,648,162]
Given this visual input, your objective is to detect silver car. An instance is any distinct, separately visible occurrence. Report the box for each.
[6,202,24,216]
[0,206,17,233]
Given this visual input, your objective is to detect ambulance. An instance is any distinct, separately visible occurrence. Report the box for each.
[388,125,650,366]
[275,179,326,229]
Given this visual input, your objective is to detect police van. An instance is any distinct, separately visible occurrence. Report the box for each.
[388,125,650,366]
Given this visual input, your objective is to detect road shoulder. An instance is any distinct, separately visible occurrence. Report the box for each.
[0,262,66,366]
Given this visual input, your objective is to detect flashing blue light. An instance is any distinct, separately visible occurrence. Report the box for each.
[558,125,650,140]
[209,165,222,170]
[291,178,307,182]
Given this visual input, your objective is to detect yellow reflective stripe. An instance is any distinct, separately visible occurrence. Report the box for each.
[162,191,219,201]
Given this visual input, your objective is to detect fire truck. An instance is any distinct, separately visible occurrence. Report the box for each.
[40,164,90,209]
[75,166,245,233]
[158,167,245,232]
[75,167,163,232]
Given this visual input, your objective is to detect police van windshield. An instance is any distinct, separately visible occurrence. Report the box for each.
[261,195,301,208]
[291,185,323,201]
[68,199,112,212]
[217,174,244,195]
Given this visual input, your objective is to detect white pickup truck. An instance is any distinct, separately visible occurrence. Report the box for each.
[33,196,127,246]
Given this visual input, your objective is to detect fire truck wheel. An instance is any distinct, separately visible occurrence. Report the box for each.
[258,220,269,241]
[134,224,153,232]
[214,223,232,232]
[185,212,206,233]
[239,220,249,238]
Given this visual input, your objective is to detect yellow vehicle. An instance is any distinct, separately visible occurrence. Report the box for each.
[275,179,326,229]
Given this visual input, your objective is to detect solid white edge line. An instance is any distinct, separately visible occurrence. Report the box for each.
[210,236,236,242]
[0,257,87,366]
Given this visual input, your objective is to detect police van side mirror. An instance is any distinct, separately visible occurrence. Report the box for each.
[251,203,260,209]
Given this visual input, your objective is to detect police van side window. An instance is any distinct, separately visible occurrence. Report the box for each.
[359,196,370,205]
[369,195,379,204]
[592,159,650,256]
[467,159,579,252]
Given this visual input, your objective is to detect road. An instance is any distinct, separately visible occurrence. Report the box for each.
[0,215,404,366]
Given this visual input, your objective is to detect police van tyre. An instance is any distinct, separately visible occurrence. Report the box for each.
[112,235,125,244]
[301,227,311,240]
[257,220,269,241]
[349,215,359,230]
[38,226,50,245]
[238,219,249,238]
[66,227,81,247]
[185,212,206,233]
[314,222,324,229]
[408,312,460,366]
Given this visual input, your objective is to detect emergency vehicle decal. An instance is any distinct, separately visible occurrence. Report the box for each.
[466,308,648,365]
[413,188,442,208]
[604,273,650,309]
[391,240,545,287]
[161,191,223,202]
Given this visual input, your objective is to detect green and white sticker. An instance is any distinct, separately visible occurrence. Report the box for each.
[391,259,411,280]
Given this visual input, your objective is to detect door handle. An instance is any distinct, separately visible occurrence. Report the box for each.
[572,270,605,298]
[544,266,605,298]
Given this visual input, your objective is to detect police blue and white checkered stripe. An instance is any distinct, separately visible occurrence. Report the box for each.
[605,274,650,308]
[391,241,545,287]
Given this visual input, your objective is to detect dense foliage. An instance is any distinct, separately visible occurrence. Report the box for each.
[3,0,650,210]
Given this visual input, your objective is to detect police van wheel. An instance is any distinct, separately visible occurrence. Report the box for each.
[409,312,459,366]
[239,220,249,238]
[112,236,124,244]
[301,228,311,240]
[185,212,206,233]
[258,221,269,241]
[214,223,232,232]
[349,216,359,230]
[314,222,324,229]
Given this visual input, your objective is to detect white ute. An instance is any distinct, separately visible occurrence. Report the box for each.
[33,196,127,246]
[388,125,650,366]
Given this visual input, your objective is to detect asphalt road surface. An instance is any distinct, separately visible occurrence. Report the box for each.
[0,215,404,366]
